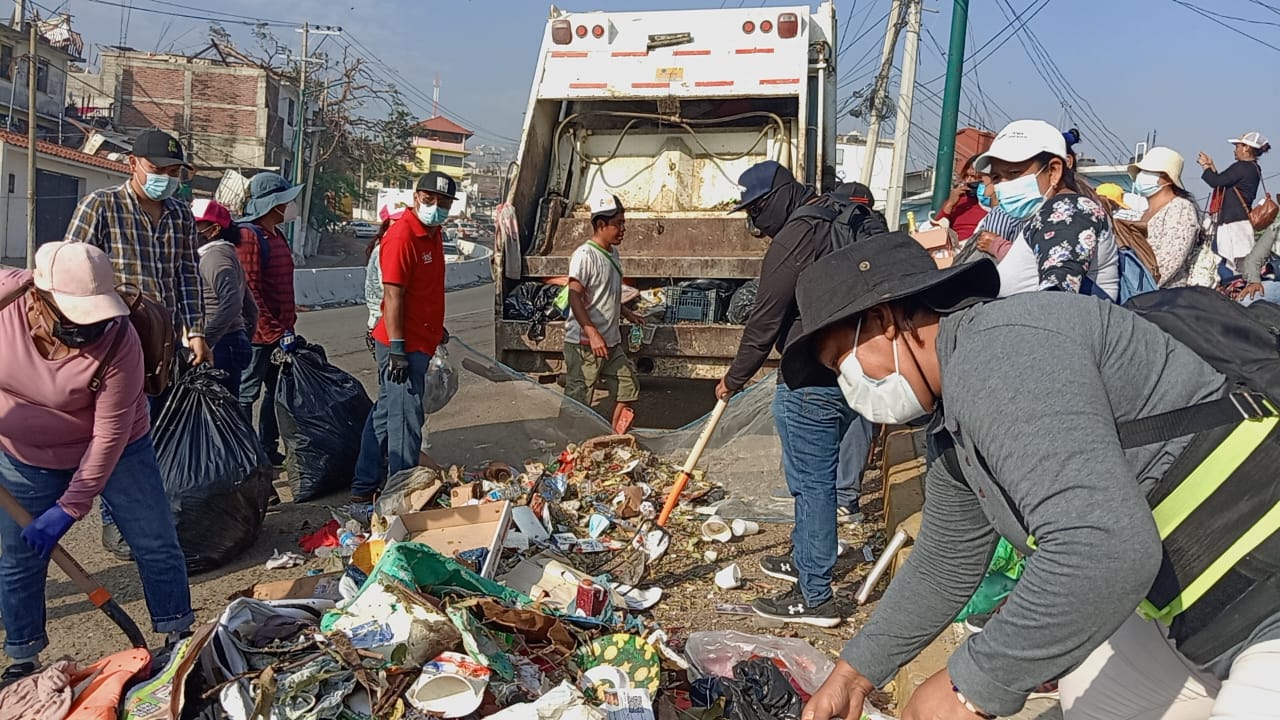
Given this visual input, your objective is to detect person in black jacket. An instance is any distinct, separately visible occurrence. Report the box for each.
[1199,130,1270,273]
[714,161,862,627]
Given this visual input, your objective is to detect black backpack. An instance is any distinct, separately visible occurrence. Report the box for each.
[787,193,890,253]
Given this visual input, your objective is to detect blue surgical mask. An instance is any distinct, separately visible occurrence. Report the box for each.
[994,165,1048,219]
[1132,171,1164,199]
[141,173,178,201]
[416,203,448,227]
[976,183,993,209]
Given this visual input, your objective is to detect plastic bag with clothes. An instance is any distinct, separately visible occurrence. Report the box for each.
[153,365,274,573]
[422,344,459,414]
[726,279,759,325]
[274,340,374,502]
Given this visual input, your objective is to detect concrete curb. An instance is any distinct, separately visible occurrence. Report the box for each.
[294,241,493,307]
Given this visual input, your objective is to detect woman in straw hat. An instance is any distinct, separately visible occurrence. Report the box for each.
[1130,147,1201,288]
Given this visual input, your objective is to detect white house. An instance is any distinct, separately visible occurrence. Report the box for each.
[834,131,895,207]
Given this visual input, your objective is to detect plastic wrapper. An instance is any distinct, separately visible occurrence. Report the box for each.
[423,345,459,414]
[152,366,274,573]
[727,279,759,324]
[684,630,833,696]
[274,340,374,502]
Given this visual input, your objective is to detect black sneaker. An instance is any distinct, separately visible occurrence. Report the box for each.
[1,660,39,686]
[760,554,799,583]
[101,523,133,562]
[751,586,843,628]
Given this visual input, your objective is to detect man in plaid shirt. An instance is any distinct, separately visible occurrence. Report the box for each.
[63,128,208,560]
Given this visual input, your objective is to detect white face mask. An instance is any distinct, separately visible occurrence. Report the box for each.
[836,318,927,424]
[281,201,300,222]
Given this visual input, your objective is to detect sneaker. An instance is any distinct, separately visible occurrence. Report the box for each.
[836,506,864,525]
[101,523,133,562]
[759,554,799,583]
[0,660,39,686]
[751,586,842,628]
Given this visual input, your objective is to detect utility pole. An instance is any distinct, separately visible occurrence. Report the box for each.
[24,17,36,268]
[299,130,320,257]
[12,0,23,28]
[859,0,904,186]
[929,0,969,211]
[291,23,308,187]
[884,0,921,230]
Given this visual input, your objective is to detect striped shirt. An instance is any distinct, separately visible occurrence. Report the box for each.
[63,183,204,335]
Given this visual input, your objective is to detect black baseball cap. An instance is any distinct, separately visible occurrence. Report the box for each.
[415,171,458,200]
[132,129,190,169]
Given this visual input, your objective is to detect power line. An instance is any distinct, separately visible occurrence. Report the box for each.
[1167,0,1280,52]
[1246,0,1280,15]
[922,0,1053,85]
[1179,1,1280,27]
[80,0,295,28]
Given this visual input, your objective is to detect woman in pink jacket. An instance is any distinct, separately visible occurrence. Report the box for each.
[0,242,192,682]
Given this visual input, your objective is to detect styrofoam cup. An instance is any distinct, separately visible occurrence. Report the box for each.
[730,519,760,537]
[714,563,743,590]
[701,516,732,543]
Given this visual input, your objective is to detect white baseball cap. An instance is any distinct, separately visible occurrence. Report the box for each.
[32,242,130,324]
[588,194,624,220]
[1228,131,1269,150]
[973,119,1068,175]
[1128,146,1186,190]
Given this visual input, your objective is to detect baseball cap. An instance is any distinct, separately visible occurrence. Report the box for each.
[973,120,1068,175]
[132,129,190,169]
[32,242,130,324]
[1096,183,1130,209]
[415,171,458,200]
[589,194,625,221]
[1228,131,1269,150]
[731,160,791,213]
[191,198,233,228]
[1128,146,1186,190]
[834,181,875,206]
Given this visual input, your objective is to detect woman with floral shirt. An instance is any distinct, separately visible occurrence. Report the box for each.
[973,120,1119,299]
[1130,147,1200,288]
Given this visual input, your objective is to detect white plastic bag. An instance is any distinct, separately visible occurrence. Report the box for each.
[423,345,459,414]
[684,630,833,695]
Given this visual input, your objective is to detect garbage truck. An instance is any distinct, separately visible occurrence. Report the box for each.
[495,3,839,380]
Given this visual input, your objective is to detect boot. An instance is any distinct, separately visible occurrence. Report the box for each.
[101,523,134,562]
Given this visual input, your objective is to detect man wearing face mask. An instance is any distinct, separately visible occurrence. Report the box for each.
[349,172,456,503]
[715,160,860,627]
[235,172,302,466]
[64,128,207,560]
[786,234,1280,720]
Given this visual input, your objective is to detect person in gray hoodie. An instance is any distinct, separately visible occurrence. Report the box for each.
[191,199,257,395]
[784,233,1280,720]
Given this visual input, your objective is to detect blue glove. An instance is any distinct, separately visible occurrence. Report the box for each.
[279,331,297,353]
[22,506,75,557]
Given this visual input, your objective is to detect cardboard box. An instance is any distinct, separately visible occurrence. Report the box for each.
[386,501,512,579]
[884,457,926,538]
[245,572,345,602]
[499,551,626,613]
[451,481,481,506]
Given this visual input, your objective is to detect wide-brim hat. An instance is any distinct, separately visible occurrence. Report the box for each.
[238,172,304,222]
[1127,146,1186,190]
[32,242,130,324]
[781,232,1000,383]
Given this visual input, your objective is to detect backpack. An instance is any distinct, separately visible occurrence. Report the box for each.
[237,223,272,271]
[787,193,890,253]
[1115,246,1159,304]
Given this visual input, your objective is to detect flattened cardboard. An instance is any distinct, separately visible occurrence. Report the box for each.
[386,501,512,579]
[245,572,345,602]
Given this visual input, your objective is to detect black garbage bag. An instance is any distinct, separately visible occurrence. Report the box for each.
[503,281,561,320]
[152,365,273,574]
[727,279,759,325]
[722,657,804,720]
[274,339,374,501]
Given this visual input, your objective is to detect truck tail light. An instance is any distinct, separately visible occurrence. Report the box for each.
[778,13,798,39]
[742,20,755,34]
[760,19,773,33]
[576,24,588,38]
[592,24,604,38]
[552,19,572,45]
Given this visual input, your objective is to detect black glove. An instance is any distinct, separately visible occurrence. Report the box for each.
[440,326,451,346]
[386,340,410,384]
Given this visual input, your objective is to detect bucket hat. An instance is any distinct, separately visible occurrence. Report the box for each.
[1127,147,1186,190]
[973,120,1067,175]
[781,232,1000,382]
[32,242,130,324]
[238,172,304,223]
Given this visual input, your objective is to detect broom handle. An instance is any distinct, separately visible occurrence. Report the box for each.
[657,398,728,526]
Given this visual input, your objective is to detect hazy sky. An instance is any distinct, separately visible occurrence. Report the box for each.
[46,0,1280,193]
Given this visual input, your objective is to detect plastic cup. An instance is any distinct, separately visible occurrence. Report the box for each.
[730,519,760,537]
[701,516,733,543]
[714,563,743,590]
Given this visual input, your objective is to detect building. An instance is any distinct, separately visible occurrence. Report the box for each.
[834,132,894,206]
[0,16,83,143]
[73,45,301,175]
[408,116,472,180]
[0,128,129,264]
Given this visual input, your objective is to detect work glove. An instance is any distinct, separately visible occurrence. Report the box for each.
[22,505,75,558]
[279,330,297,353]
[386,339,410,384]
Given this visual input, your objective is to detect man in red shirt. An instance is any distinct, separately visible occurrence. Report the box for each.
[235,172,301,465]
[350,172,454,502]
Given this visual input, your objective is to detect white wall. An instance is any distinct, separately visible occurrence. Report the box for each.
[0,142,128,259]
[835,140,895,208]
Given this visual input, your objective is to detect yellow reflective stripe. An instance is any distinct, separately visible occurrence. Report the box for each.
[1158,500,1280,618]
[1150,417,1279,537]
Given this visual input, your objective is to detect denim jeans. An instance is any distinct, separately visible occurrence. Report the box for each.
[239,344,281,458]
[772,382,855,606]
[1238,281,1280,307]
[836,414,874,511]
[213,330,253,397]
[0,437,193,660]
[350,342,431,497]
[103,392,167,529]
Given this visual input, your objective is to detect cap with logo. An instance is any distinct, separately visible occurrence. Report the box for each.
[415,171,458,200]
[1228,131,1270,150]
[589,194,625,221]
[132,129,190,169]
[238,172,305,223]
[32,241,130,324]
[973,119,1068,175]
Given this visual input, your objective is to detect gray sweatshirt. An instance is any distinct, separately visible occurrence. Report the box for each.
[197,241,258,346]
[841,291,1280,716]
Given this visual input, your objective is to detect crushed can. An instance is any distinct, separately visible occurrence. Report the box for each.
[575,578,607,617]
[627,324,644,353]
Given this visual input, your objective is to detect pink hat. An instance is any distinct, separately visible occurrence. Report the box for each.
[33,242,130,324]
[378,205,406,222]
[190,198,233,228]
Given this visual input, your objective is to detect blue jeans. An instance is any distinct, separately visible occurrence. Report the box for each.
[836,415,874,510]
[239,344,282,459]
[350,342,431,497]
[0,437,193,660]
[1239,281,1280,307]
[102,392,167,529]
[772,382,855,606]
[213,330,253,397]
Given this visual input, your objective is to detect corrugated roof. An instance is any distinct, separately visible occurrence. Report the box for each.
[417,115,473,137]
[0,129,129,174]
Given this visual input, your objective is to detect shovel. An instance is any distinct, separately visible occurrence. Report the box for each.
[0,485,147,649]
[657,398,728,527]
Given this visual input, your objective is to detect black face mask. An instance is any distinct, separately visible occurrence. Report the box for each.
[749,181,815,238]
[52,317,112,348]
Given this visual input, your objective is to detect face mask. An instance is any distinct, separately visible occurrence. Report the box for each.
[994,165,1049,219]
[51,315,112,348]
[281,202,300,222]
[1132,171,1164,198]
[836,318,927,424]
[141,172,178,201]
[416,203,448,227]
[976,183,993,209]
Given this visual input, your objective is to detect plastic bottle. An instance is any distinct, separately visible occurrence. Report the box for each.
[338,529,363,548]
